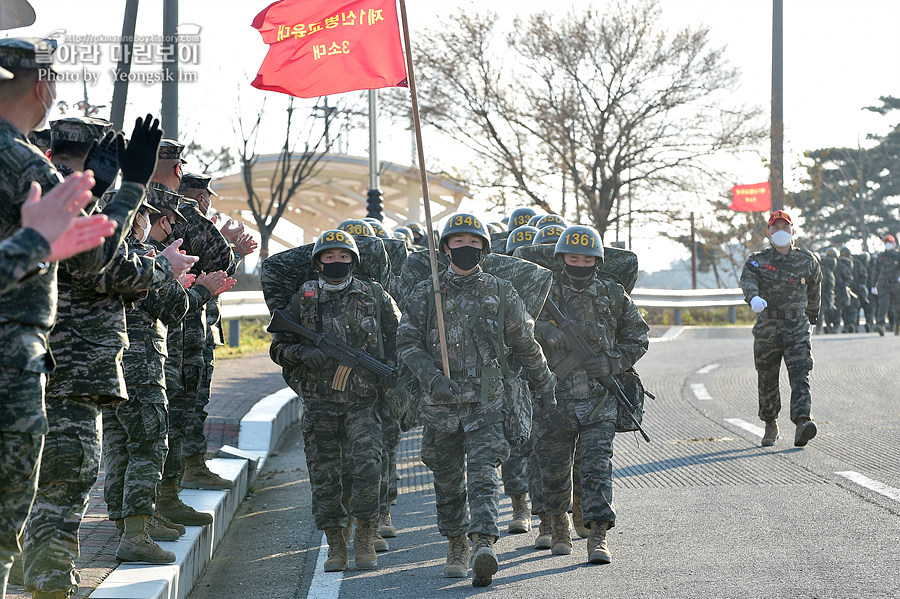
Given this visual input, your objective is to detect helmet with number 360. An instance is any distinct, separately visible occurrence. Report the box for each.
[554,225,604,262]
[313,229,360,264]
[337,219,376,238]
[440,213,491,254]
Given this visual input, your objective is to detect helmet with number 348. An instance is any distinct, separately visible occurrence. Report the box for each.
[554,225,604,262]
[313,229,360,264]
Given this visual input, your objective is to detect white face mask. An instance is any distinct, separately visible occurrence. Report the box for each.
[886,243,895,251]
[770,230,792,248]
[35,81,56,131]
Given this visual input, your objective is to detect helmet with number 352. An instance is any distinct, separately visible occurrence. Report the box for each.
[440,213,491,254]
[554,225,604,262]
[313,229,360,264]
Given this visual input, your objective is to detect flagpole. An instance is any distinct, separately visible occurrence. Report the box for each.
[398,0,450,377]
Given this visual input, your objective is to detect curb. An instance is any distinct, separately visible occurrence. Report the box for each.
[90,387,301,599]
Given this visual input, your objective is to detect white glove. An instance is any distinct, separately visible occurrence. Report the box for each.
[750,296,767,314]
[871,287,878,296]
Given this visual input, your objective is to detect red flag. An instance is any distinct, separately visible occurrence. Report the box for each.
[251,0,408,98]
[730,182,771,212]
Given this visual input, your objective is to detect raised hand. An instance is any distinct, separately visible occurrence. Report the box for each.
[117,114,163,185]
[234,232,258,256]
[158,238,198,279]
[195,270,236,297]
[221,218,244,243]
[83,130,121,197]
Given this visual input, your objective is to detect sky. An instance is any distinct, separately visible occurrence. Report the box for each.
[9,0,900,273]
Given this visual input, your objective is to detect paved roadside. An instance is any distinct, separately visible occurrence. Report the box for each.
[6,350,284,599]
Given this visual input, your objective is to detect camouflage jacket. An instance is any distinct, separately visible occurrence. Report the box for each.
[397,267,554,411]
[164,282,212,394]
[0,116,143,374]
[46,241,175,401]
[270,276,400,407]
[0,227,49,296]
[874,249,900,287]
[124,242,189,390]
[740,245,822,324]
[535,273,649,405]
[820,256,836,311]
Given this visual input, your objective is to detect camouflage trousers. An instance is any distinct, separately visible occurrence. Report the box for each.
[183,343,215,457]
[753,320,813,424]
[501,434,546,513]
[379,411,401,514]
[534,410,616,527]
[102,386,169,520]
[162,363,202,482]
[0,431,43,599]
[875,284,900,326]
[421,421,510,539]
[302,403,384,529]
[23,396,102,595]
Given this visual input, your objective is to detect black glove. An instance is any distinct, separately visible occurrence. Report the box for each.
[300,347,328,370]
[537,389,557,409]
[117,114,163,185]
[431,375,460,402]
[535,320,566,352]
[84,130,120,198]
[584,355,612,379]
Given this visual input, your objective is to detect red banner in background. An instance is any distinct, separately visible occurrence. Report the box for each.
[730,182,771,212]
[251,0,408,98]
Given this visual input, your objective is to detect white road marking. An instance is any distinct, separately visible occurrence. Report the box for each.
[836,471,900,503]
[690,383,713,401]
[724,418,765,438]
[308,532,343,599]
[696,363,721,374]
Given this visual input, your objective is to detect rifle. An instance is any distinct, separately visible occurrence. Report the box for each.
[542,296,652,442]
[267,309,396,392]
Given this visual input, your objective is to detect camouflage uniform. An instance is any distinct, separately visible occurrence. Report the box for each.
[103,242,188,522]
[397,266,555,539]
[874,248,900,327]
[270,276,400,529]
[0,227,50,295]
[819,256,838,333]
[23,240,174,594]
[741,245,822,424]
[533,274,649,529]
[834,254,856,332]
[0,110,142,596]
[850,253,869,331]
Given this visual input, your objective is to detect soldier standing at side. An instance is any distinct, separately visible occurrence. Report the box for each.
[741,210,822,448]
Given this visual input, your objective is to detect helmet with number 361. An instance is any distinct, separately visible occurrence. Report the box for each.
[313,229,360,264]
[554,225,604,262]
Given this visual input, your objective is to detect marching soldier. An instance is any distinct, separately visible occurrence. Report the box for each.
[269,230,400,572]
[873,235,900,336]
[741,210,822,448]
[397,214,556,587]
[532,225,649,564]
[835,247,856,333]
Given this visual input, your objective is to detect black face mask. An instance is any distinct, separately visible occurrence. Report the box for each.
[449,245,482,271]
[321,261,352,281]
[564,264,595,287]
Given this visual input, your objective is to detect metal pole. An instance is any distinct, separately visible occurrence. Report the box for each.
[161,0,178,139]
[398,0,450,376]
[690,211,698,289]
[109,0,139,130]
[369,90,378,190]
[770,0,784,211]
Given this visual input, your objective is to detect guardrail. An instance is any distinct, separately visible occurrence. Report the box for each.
[218,287,748,346]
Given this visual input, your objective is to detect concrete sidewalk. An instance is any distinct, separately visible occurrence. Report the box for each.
[7,353,291,599]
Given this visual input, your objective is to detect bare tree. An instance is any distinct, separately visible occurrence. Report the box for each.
[235,97,344,259]
[390,0,765,237]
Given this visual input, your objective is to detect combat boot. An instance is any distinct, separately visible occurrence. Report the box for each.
[181,454,233,490]
[508,494,531,534]
[587,521,612,564]
[372,525,389,552]
[534,513,552,549]
[115,515,176,564]
[876,324,885,336]
[147,514,181,541]
[761,421,778,447]
[470,533,498,587]
[379,508,397,538]
[353,520,378,570]
[794,418,818,447]
[343,516,355,544]
[323,527,349,572]
[894,325,899,336]
[572,494,589,538]
[157,479,213,526]
[550,513,573,555]
[153,509,186,535]
[443,534,469,578]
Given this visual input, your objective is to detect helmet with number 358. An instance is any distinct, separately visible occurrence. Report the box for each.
[313,229,360,264]
[554,225,604,262]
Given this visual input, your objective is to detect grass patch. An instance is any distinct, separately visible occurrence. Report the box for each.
[216,317,272,360]
[640,305,756,326]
